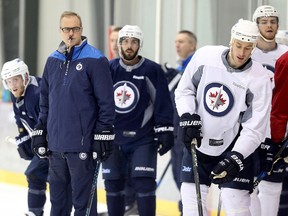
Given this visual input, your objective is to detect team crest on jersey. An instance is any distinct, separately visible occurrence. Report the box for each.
[114,81,140,113]
[203,83,234,117]
[76,63,83,71]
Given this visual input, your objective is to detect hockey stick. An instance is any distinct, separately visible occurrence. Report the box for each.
[85,160,101,216]
[191,138,203,216]
[253,139,288,189]
[217,191,222,216]
[157,159,171,188]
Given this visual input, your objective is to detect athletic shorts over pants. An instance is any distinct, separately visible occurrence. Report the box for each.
[181,147,254,192]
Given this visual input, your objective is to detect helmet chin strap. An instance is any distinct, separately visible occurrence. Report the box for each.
[228,40,255,68]
[228,47,238,68]
[260,33,275,43]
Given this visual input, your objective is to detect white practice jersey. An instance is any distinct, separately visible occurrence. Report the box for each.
[252,44,288,78]
[175,45,272,158]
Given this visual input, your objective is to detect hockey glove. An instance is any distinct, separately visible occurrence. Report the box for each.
[210,151,244,184]
[260,138,282,173]
[179,113,202,151]
[31,126,49,159]
[15,130,33,160]
[93,128,115,161]
[154,125,174,156]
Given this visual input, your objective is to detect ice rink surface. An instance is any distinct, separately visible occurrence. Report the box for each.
[0,102,222,216]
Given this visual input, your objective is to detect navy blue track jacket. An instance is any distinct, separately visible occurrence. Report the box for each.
[38,37,115,152]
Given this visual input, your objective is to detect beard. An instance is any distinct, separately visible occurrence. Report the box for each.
[121,48,139,61]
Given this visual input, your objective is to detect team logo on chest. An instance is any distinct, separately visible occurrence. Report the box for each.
[203,83,234,117]
[114,81,140,113]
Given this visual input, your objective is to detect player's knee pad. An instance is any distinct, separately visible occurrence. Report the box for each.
[134,177,156,197]
[221,188,250,215]
[258,180,282,196]
[104,179,125,193]
[180,182,208,215]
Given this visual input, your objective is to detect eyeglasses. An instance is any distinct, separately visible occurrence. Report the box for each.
[60,27,82,33]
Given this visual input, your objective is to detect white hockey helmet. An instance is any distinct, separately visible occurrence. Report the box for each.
[118,25,143,47]
[252,5,279,23]
[230,19,259,44]
[1,58,29,89]
[276,30,288,45]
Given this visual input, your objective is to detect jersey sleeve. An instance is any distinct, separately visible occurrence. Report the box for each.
[153,66,174,126]
[89,56,115,131]
[232,75,272,158]
[38,61,50,129]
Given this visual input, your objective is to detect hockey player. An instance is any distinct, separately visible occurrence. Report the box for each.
[249,5,288,216]
[1,58,49,216]
[175,19,272,216]
[109,25,139,215]
[102,25,174,216]
[31,11,115,215]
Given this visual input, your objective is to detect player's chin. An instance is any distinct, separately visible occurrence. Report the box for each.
[11,91,21,98]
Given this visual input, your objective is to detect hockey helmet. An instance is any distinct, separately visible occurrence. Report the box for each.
[231,19,259,44]
[1,58,29,89]
[118,25,143,48]
[276,30,288,45]
[252,5,279,23]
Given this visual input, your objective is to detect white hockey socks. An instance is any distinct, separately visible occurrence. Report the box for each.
[258,180,282,216]
[180,182,208,216]
[221,188,251,216]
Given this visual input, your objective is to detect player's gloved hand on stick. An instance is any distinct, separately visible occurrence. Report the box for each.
[210,151,244,184]
[154,125,174,156]
[179,113,202,151]
[260,138,282,173]
[31,126,49,159]
[93,128,115,161]
[16,130,33,160]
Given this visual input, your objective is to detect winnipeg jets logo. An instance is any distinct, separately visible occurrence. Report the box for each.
[76,63,83,71]
[116,83,131,105]
[204,83,234,117]
[209,85,226,110]
[114,81,140,113]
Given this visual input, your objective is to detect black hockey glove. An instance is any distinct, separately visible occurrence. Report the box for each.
[210,151,244,184]
[31,126,49,159]
[179,113,202,151]
[15,130,33,160]
[154,125,174,156]
[260,138,283,173]
[93,128,115,161]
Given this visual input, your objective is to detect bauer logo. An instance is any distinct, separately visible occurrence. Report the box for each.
[203,83,234,117]
[76,63,83,71]
[114,81,140,113]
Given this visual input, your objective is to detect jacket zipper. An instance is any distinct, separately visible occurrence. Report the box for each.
[63,60,70,85]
